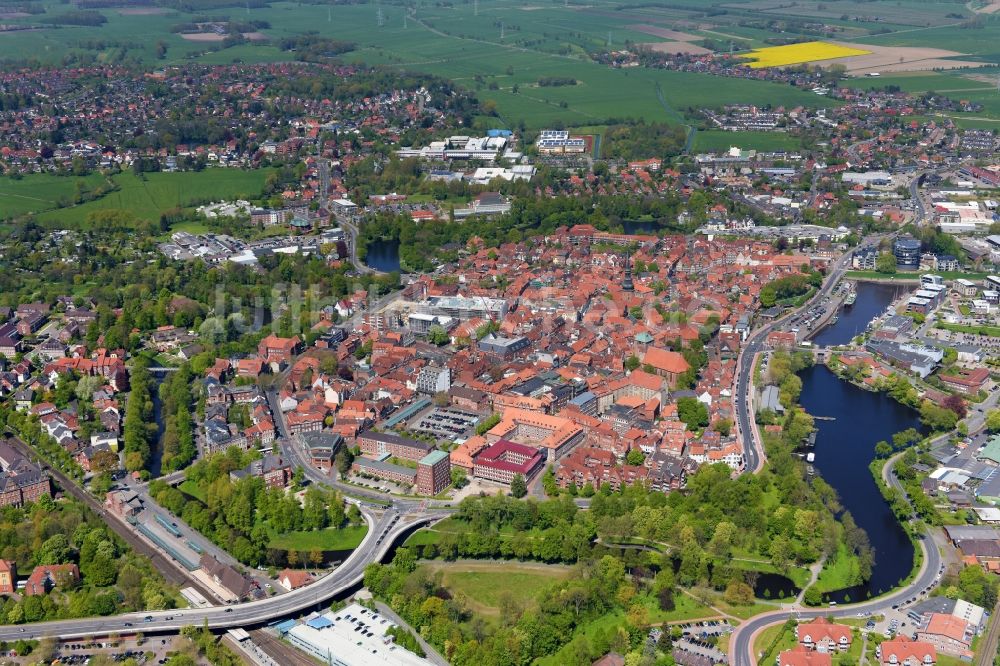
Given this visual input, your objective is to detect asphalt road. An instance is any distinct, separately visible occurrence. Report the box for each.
[0,505,445,642]
[729,456,944,665]
[732,237,876,471]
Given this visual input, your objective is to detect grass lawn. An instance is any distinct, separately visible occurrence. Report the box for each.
[0,173,109,219]
[36,169,274,227]
[846,270,991,282]
[177,479,206,503]
[813,542,861,595]
[641,592,716,624]
[937,322,1000,338]
[420,561,572,616]
[269,525,368,552]
[716,599,782,620]
[753,622,797,663]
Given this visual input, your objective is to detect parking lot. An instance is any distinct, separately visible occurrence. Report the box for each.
[410,407,481,439]
[673,620,732,663]
[44,635,188,666]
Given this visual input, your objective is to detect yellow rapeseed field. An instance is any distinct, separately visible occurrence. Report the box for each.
[740,41,871,68]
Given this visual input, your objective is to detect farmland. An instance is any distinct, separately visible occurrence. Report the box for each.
[0,0,997,127]
[31,169,274,227]
[741,41,871,69]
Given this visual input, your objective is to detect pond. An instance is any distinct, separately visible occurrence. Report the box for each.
[365,239,401,273]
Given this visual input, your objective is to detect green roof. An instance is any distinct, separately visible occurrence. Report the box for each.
[979,436,1000,464]
[420,450,449,466]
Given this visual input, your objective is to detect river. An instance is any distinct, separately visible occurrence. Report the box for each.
[798,280,925,602]
[810,281,909,346]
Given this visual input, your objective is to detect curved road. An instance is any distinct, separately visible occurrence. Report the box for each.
[730,455,944,665]
[733,237,882,471]
[0,505,447,642]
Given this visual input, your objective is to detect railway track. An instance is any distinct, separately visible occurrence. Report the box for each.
[8,436,216,599]
[251,629,322,666]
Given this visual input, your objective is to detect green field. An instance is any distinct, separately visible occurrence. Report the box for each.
[692,130,803,153]
[937,322,1000,338]
[269,525,369,552]
[178,479,206,504]
[33,169,273,226]
[420,561,572,615]
[0,173,109,219]
[847,71,997,94]
[0,0,836,129]
[812,542,862,596]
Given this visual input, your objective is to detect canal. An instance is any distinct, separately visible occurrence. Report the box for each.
[810,281,909,346]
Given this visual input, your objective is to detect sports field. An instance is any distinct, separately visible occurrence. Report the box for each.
[741,41,871,68]
[692,130,803,153]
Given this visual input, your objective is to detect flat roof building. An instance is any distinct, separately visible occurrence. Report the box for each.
[285,603,435,666]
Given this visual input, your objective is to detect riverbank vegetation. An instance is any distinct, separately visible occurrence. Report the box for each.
[389,439,854,662]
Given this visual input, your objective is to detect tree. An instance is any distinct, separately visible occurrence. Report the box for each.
[876,252,897,274]
[803,586,823,606]
[712,418,733,437]
[450,467,468,489]
[874,440,892,458]
[942,394,967,418]
[723,580,755,606]
[920,400,959,432]
[625,448,645,466]
[677,397,709,429]
[510,474,527,498]
[427,325,450,346]
[986,409,1000,434]
[624,354,641,372]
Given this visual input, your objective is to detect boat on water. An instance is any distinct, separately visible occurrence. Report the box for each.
[806,452,815,463]
[844,290,857,306]
[806,465,815,476]
[830,315,839,324]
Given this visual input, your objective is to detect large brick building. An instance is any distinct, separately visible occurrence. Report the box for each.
[257,334,302,365]
[473,440,544,486]
[417,450,451,495]
[0,439,52,508]
[357,431,434,462]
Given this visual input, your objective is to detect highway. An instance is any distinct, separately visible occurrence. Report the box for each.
[729,455,944,666]
[0,504,447,642]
